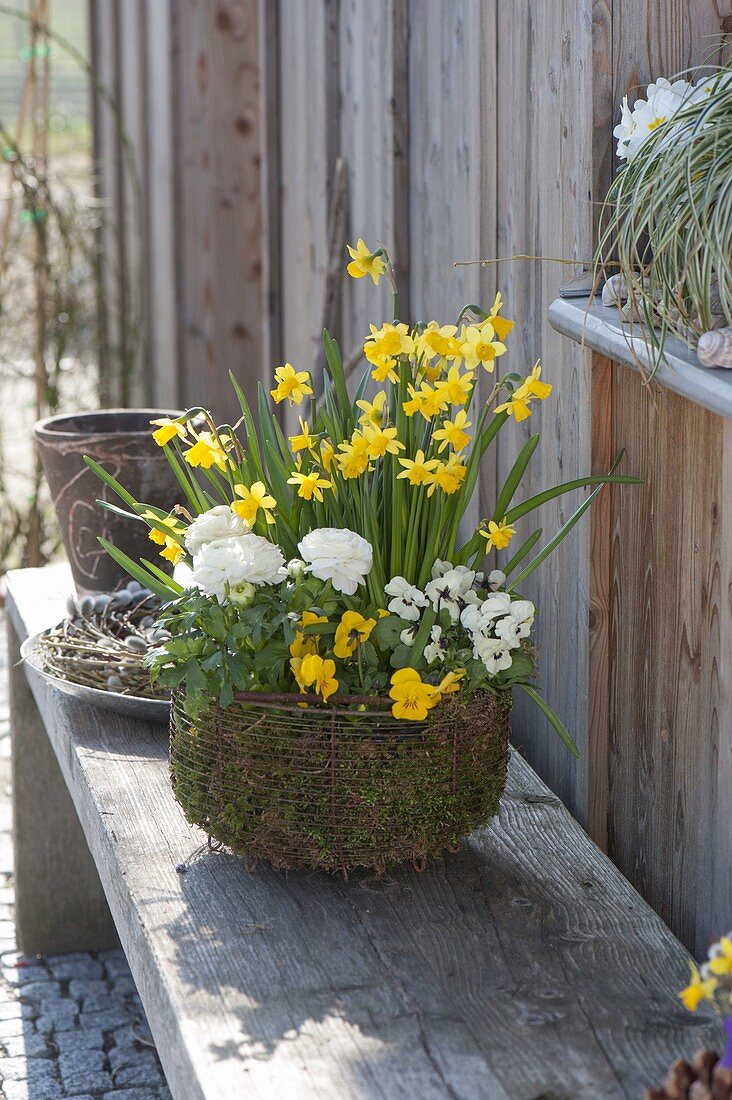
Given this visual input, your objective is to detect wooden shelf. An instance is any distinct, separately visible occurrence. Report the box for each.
[548,296,732,420]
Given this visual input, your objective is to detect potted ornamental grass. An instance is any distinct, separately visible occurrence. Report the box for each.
[597,64,732,372]
[87,241,638,874]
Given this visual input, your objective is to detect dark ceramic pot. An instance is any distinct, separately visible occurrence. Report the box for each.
[35,409,184,594]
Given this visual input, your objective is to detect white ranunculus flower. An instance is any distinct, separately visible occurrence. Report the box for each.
[384,576,428,621]
[185,505,249,556]
[173,561,195,589]
[191,534,285,602]
[298,527,373,596]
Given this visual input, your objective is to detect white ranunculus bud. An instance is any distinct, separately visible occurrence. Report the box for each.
[228,581,257,608]
[185,505,249,556]
[286,558,306,579]
[191,534,285,602]
[298,527,373,596]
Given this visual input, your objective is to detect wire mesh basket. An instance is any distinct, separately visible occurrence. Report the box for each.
[169,688,512,874]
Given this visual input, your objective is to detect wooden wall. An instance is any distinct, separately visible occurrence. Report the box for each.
[90,0,732,951]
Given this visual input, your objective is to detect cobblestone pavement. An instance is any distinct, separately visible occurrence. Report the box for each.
[0,615,171,1100]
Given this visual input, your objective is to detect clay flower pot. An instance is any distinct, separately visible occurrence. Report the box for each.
[35,409,184,594]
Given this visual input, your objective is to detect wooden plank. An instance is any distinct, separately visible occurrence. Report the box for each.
[257,0,282,377]
[145,0,180,408]
[607,374,728,955]
[278,0,338,397]
[8,563,723,1098]
[495,0,594,821]
[173,0,265,422]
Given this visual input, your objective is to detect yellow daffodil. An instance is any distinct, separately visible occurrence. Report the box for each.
[184,431,229,470]
[141,511,185,565]
[333,610,377,659]
[289,416,316,454]
[364,322,414,384]
[150,417,186,447]
[336,431,371,478]
[232,481,276,525]
[270,363,313,406]
[299,653,339,702]
[356,390,387,428]
[402,382,449,421]
[397,449,440,487]
[416,322,462,364]
[287,469,333,502]
[364,424,405,459]
[346,239,385,285]
[486,291,515,341]
[425,455,467,497]
[679,964,718,1011]
[320,438,336,473]
[517,361,552,401]
[708,937,732,977]
[494,391,534,422]
[433,410,472,453]
[460,323,507,372]
[481,517,516,551]
[437,365,475,406]
[389,668,439,721]
[290,611,328,660]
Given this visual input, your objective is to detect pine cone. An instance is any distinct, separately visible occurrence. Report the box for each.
[644,1051,732,1100]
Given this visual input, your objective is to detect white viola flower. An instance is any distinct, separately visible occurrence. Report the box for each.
[509,598,535,623]
[487,569,506,591]
[479,592,513,620]
[430,559,453,579]
[462,589,481,607]
[384,576,428,622]
[298,527,373,596]
[424,625,447,666]
[400,625,418,648]
[191,534,285,602]
[460,603,481,634]
[426,568,476,623]
[474,635,514,675]
[494,616,523,649]
[185,504,249,556]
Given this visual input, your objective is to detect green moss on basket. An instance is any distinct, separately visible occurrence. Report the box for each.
[169,690,511,873]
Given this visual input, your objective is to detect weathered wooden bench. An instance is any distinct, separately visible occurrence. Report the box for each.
[6,563,722,1099]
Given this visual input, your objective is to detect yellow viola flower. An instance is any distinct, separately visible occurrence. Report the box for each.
[299,653,339,702]
[481,517,516,551]
[437,365,475,406]
[232,481,276,525]
[336,431,371,479]
[416,322,462,363]
[425,455,467,497]
[333,610,377,659]
[679,964,718,1011]
[289,655,307,692]
[487,291,515,341]
[460,323,507,373]
[287,469,333,502]
[289,416,316,454]
[270,363,313,406]
[184,431,229,470]
[355,390,387,428]
[397,449,440,487]
[150,417,187,447]
[433,410,472,453]
[141,511,185,565]
[708,937,732,977]
[389,668,439,721]
[290,611,328,661]
[364,424,405,459]
[346,239,385,285]
[436,669,465,698]
[320,438,336,473]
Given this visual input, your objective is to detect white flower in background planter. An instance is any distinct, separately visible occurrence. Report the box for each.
[185,504,249,556]
[298,527,373,595]
[614,77,695,161]
[384,576,428,621]
[191,534,285,601]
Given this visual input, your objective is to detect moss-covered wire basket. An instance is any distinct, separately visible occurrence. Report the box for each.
[169,688,512,874]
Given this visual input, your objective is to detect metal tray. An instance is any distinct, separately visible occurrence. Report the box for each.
[20,631,171,725]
